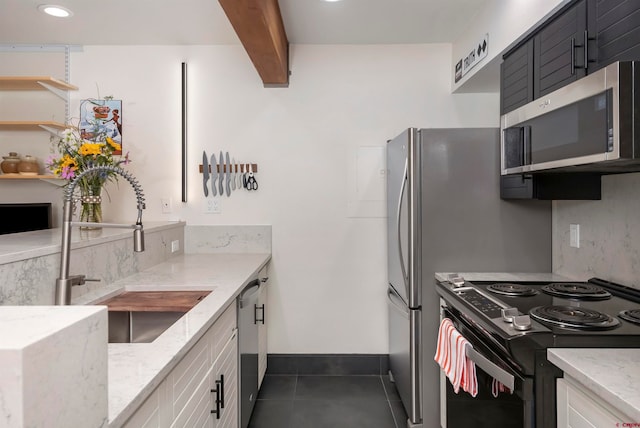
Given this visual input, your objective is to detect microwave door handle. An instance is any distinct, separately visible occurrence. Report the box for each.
[523,126,531,166]
[466,346,515,391]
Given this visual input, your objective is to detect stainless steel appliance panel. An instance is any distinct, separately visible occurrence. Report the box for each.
[386,127,552,428]
[238,279,261,428]
[501,61,640,174]
[388,287,421,423]
[420,128,551,428]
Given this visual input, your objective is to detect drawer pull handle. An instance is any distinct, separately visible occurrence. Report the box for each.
[255,304,265,324]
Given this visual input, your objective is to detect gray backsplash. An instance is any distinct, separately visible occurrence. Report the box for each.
[0,225,184,305]
[0,224,271,305]
[185,225,271,254]
[553,172,640,288]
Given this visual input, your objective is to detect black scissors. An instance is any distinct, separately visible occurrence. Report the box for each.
[247,163,258,191]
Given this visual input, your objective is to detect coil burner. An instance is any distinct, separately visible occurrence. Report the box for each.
[541,283,611,300]
[486,283,537,297]
[530,305,620,330]
[619,309,640,325]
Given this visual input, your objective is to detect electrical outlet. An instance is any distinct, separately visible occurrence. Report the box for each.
[171,240,180,253]
[161,198,172,214]
[570,224,580,248]
[205,198,221,214]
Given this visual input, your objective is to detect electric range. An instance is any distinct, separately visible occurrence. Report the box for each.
[435,275,640,428]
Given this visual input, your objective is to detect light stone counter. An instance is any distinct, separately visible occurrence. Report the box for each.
[0,306,108,428]
[548,348,640,422]
[85,253,271,427]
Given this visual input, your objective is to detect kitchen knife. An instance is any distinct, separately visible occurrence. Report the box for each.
[231,157,236,191]
[237,163,243,188]
[202,151,209,197]
[225,152,231,196]
[210,153,217,196]
[218,151,224,196]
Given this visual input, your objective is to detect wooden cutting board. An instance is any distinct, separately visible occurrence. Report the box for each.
[98,290,211,312]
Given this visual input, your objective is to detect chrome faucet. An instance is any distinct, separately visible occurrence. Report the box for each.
[55,165,146,305]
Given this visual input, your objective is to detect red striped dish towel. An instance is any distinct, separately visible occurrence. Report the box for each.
[491,378,512,397]
[434,318,478,397]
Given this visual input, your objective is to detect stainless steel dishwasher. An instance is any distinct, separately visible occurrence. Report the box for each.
[238,277,266,428]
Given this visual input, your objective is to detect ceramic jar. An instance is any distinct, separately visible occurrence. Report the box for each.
[17,155,39,175]
[1,152,21,174]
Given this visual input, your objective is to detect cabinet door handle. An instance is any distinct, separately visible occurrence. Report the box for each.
[570,37,576,75]
[523,126,531,166]
[211,383,221,419]
[218,374,225,409]
[254,304,265,325]
[583,30,595,70]
[571,31,592,75]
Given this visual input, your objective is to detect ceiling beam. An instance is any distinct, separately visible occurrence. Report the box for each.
[219,0,290,87]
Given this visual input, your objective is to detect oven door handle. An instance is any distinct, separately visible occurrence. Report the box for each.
[465,346,515,391]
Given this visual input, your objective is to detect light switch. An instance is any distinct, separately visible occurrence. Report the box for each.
[570,224,580,248]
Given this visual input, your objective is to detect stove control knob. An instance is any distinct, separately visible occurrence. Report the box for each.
[448,274,465,288]
[513,315,532,331]
[501,307,518,323]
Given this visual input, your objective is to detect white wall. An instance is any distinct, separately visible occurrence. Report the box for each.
[451,0,569,93]
[70,44,498,353]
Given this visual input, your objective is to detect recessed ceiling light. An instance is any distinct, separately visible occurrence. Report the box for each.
[323,0,343,2]
[38,4,73,18]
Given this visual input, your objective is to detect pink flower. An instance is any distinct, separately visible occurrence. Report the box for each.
[60,166,76,179]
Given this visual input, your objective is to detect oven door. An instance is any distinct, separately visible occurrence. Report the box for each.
[441,305,534,428]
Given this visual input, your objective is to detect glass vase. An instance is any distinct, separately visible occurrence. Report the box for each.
[79,191,103,229]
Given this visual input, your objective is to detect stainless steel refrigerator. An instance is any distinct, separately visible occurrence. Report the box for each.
[386,128,552,428]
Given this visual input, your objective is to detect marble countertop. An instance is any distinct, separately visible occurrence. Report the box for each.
[548,348,640,422]
[78,252,270,428]
[0,221,185,265]
[0,305,105,347]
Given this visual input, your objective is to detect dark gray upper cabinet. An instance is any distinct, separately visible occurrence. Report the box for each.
[588,0,640,72]
[501,39,534,114]
[533,0,587,98]
[500,0,640,115]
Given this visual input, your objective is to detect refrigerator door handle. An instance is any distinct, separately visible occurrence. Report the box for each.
[387,287,409,316]
[396,159,410,298]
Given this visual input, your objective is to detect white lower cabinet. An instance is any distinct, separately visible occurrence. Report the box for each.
[557,377,627,428]
[123,302,238,428]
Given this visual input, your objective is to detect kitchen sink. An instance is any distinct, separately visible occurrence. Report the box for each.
[108,310,185,343]
[96,290,212,344]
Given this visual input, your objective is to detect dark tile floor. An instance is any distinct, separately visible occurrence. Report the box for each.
[248,374,408,428]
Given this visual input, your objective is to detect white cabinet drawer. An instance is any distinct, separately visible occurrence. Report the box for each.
[171,331,211,417]
[557,378,626,428]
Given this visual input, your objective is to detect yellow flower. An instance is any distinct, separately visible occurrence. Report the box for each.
[106,137,121,152]
[61,154,77,170]
[79,143,103,156]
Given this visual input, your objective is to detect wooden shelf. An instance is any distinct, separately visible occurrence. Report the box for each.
[0,76,78,91]
[0,121,68,131]
[0,174,61,180]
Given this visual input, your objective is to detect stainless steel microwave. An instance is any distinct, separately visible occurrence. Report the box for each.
[501,61,640,175]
